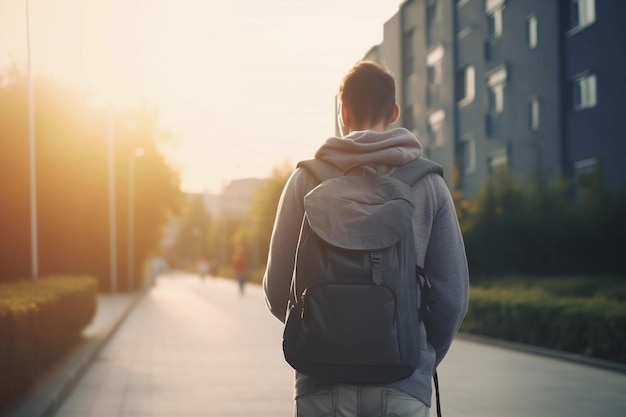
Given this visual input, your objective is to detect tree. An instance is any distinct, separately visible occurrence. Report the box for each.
[248,162,292,267]
[164,193,211,269]
[0,67,182,290]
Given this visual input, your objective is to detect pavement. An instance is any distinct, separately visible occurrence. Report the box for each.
[6,272,626,417]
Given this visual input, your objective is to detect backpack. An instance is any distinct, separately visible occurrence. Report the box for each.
[282,157,443,385]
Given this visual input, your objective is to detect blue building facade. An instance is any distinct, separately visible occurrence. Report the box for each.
[361,0,625,199]
[562,0,626,187]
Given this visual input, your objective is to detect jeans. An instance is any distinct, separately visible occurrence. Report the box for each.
[294,385,429,417]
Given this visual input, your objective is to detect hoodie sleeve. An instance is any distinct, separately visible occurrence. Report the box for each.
[263,168,314,323]
[421,175,470,367]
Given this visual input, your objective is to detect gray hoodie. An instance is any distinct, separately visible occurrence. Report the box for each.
[263,127,469,407]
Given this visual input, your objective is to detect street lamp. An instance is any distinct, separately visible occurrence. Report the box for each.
[26,0,38,280]
[128,147,144,291]
[107,105,117,293]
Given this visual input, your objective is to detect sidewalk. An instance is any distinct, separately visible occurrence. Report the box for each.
[9,273,626,417]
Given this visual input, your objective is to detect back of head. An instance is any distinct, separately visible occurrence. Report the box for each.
[339,61,396,129]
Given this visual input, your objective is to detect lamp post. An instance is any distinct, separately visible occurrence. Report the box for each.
[26,0,38,281]
[108,106,117,293]
[128,148,144,291]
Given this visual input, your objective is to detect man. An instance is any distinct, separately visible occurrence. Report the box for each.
[232,246,251,295]
[263,61,469,416]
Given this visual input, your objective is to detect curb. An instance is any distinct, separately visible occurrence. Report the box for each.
[456,332,626,375]
[4,290,146,417]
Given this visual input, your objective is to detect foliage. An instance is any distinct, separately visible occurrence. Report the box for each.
[165,193,212,268]
[164,162,292,278]
[461,167,626,278]
[461,277,626,363]
[0,67,182,290]
[248,163,293,265]
[0,275,98,410]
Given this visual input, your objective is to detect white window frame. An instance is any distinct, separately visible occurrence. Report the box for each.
[485,0,505,11]
[458,65,476,106]
[486,66,507,113]
[569,0,595,33]
[490,148,509,171]
[573,73,597,110]
[428,110,445,147]
[574,157,599,185]
[486,5,503,38]
[527,15,538,49]
[529,97,540,130]
[427,46,445,85]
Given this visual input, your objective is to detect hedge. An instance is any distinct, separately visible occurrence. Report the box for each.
[0,275,98,411]
[461,286,626,363]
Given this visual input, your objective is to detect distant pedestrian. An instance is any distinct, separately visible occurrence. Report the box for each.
[263,61,469,417]
[231,247,251,295]
[149,256,166,287]
[198,259,209,283]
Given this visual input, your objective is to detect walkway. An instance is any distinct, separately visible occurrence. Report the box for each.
[47,273,626,416]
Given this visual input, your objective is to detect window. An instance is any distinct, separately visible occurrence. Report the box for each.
[426,0,440,45]
[427,0,440,26]
[428,110,445,147]
[570,0,595,31]
[461,136,476,174]
[404,30,416,77]
[486,0,505,38]
[427,46,444,85]
[487,9,503,38]
[574,157,598,186]
[486,66,507,113]
[488,85,504,113]
[527,16,537,49]
[529,97,540,130]
[485,114,494,137]
[489,148,509,173]
[572,73,597,110]
[457,66,476,104]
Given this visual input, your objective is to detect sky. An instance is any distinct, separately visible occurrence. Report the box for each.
[0,0,403,193]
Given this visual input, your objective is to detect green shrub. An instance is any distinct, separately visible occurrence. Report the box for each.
[461,285,626,363]
[0,275,98,411]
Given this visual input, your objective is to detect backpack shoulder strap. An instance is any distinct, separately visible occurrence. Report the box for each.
[297,159,342,183]
[391,158,444,186]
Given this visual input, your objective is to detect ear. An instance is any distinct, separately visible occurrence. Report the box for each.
[340,102,351,129]
[389,103,400,125]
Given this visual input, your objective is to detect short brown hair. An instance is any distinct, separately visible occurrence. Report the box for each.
[339,61,396,128]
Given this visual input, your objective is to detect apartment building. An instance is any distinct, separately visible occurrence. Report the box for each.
[562,0,626,188]
[361,0,625,199]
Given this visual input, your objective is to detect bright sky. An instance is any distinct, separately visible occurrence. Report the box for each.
[0,0,402,193]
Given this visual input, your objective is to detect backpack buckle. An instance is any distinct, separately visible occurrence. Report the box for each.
[371,252,383,285]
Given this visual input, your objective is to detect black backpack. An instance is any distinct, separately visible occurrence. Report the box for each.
[282,157,443,385]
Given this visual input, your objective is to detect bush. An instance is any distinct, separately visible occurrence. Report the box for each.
[0,275,98,411]
[461,170,626,278]
[461,283,626,363]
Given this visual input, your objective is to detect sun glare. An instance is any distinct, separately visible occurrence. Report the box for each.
[1,0,400,192]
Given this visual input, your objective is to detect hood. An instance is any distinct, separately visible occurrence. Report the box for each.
[314,128,423,174]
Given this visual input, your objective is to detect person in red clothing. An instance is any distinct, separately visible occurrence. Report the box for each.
[231,246,251,295]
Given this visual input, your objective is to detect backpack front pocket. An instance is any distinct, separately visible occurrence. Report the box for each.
[295,283,401,366]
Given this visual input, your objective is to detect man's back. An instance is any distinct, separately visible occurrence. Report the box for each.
[263,61,469,417]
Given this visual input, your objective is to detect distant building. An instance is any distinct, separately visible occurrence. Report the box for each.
[202,178,267,217]
[354,0,625,199]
